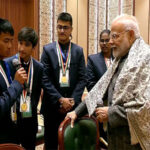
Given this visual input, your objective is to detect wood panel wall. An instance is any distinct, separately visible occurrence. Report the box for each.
[134,0,150,44]
[0,0,39,59]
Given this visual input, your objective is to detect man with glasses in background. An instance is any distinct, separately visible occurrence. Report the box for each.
[66,14,150,150]
[41,12,86,150]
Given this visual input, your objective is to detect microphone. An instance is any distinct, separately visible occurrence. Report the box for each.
[12,58,21,70]
[12,59,29,90]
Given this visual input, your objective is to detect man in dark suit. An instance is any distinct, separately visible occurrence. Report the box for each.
[6,27,43,150]
[0,18,27,143]
[86,29,111,149]
[41,12,86,150]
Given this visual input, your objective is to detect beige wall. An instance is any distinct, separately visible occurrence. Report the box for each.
[67,0,78,43]
[135,0,150,44]
[67,0,88,61]
[149,13,150,44]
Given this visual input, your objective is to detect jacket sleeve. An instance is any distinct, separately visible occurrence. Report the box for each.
[71,49,86,105]
[86,56,97,92]
[41,47,62,106]
[108,105,128,128]
[75,100,87,117]
[0,80,23,118]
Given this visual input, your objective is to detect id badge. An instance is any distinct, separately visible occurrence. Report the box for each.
[59,69,70,87]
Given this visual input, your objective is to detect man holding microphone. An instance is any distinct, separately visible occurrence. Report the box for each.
[0,18,27,144]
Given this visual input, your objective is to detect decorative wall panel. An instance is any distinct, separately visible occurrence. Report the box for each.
[88,0,98,55]
[39,0,66,58]
[39,0,134,57]
[88,0,107,55]
[53,0,66,41]
[39,0,52,58]
[98,0,106,52]
[122,0,133,14]
[108,0,133,29]
[88,0,133,55]
[108,0,119,29]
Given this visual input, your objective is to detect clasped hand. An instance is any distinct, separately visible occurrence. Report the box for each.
[95,106,108,123]
[59,97,74,113]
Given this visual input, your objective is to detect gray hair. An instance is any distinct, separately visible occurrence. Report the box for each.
[112,14,140,38]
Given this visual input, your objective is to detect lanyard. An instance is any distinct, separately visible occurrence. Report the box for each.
[16,54,34,102]
[22,58,34,101]
[4,61,12,84]
[60,49,68,63]
[56,41,71,75]
[0,61,12,87]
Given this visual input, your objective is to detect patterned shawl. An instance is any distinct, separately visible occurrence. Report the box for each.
[85,37,150,149]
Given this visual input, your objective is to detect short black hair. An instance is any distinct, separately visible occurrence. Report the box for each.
[0,18,14,36]
[18,27,38,48]
[57,12,73,26]
[100,29,111,39]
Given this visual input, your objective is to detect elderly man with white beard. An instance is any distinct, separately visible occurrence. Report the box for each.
[66,14,150,150]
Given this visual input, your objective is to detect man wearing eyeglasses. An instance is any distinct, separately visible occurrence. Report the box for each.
[66,14,150,150]
[41,12,86,150]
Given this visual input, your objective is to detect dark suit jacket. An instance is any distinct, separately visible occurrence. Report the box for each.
[86,52,107,91]
[41,41,86,114]
[0,60,23,143]
[6,55,43,134]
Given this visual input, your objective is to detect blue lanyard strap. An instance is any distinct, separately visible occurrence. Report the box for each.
[4,61,12,84]
[60,48,68,63]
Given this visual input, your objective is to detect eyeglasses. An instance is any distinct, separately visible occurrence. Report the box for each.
[100,39,110,43]
[110,30,129,41]
[57,25,71,31]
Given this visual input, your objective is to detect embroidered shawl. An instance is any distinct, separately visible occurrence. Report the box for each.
[85,37,150,149]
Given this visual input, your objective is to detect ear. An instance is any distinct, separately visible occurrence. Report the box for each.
[128,30,135,41]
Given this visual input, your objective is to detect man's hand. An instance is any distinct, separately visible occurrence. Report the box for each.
[59,107,67,114]
[95,107,108,123]
[65,111,77,128]
[59,97,73,111]
[14,67,27,85]
[69,98,75,107]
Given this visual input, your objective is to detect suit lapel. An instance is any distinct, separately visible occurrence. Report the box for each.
[54,41,60,66]
[99,52,107,72]
[70,42,75,64]
[0,72,8,91]
[32,59,36,91]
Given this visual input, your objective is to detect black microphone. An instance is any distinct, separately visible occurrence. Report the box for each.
[12,58,21,70]
[12,59,29,90]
